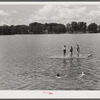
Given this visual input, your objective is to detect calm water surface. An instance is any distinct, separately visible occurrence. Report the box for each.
[0,34,100,90]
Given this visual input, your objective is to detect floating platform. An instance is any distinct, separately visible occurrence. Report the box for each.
[48,54,93,59]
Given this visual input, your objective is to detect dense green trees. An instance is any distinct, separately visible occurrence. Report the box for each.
[29,22,45,34]
[44,23,66,34]
[87,23,98,33]
[71,21,78,32]
[78,22,87,33]
[29,22,66,34]
[66,23,72,33]
[0,25,11,35]
[66,21,87,33]
[0,21,99,35]
[0,25,29,35]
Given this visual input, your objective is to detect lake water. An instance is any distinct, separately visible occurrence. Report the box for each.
[0,34,100,90]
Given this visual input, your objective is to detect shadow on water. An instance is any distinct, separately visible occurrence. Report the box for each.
[69,58,74,67]
[62,57,81,68]
[76,58,81,67]
[62,58,67,68]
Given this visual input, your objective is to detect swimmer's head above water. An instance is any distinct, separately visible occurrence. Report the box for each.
[56,73,61,78]
[57,73,60,77]
[64,45,66,48]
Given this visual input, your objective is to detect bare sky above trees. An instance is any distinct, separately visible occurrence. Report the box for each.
[0,3,100,25]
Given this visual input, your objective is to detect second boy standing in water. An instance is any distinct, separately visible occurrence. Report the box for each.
[70,46,73,57]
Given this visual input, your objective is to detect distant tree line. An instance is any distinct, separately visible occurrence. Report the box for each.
[0,21,100,35]
[66,21,99,33]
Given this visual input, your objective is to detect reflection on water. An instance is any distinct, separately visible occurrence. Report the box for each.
[69,58,74,67]
[62,59,67,68]
[76,58,80,67]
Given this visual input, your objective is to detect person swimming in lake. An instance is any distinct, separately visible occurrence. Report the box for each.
[56,73,67,78]
[63,45,66,57]
[76,44,80,57]
[70,46,73,57]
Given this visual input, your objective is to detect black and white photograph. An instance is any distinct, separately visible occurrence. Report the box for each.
[0,2,100,93]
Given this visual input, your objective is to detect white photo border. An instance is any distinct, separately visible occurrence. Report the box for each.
[0,1,100,99]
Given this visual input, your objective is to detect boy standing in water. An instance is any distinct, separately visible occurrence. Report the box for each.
[70,46,73,57]
[63,45,66,58]
[76,44,80,57]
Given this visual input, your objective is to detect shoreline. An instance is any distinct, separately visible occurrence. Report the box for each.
[0,33,99,36]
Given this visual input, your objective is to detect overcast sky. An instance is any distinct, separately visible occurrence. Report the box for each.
[0,4,100,26]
